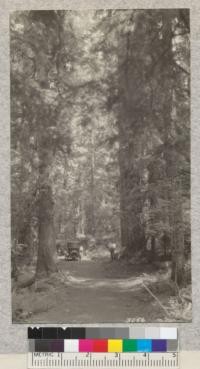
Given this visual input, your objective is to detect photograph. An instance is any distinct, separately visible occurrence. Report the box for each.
[10,9,191,323]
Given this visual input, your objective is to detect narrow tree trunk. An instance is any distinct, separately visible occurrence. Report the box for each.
[86,127,96,237]
[170,174,185,286]
[118,142,132,251]
[90,156,95,236]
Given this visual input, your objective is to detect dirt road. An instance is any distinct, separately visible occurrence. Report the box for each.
[24,259,168,323]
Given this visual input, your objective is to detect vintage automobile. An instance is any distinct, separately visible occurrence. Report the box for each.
[56,239,84,261]
[65,240,82,261]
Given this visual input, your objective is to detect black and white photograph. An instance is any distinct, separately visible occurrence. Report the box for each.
[11,9,191,323]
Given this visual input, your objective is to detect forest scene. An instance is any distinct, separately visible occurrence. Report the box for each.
[11,9,191,323]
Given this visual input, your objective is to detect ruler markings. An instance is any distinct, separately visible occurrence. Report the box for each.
[28,352,179,368]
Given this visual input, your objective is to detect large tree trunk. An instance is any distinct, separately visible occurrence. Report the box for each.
[36,184,58,278]
[117,27,146,254]
[161,14,186,286]
[35,146,58,278]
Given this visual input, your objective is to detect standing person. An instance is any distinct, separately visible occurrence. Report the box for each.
[79,245,84,260]
[107,241,117,261]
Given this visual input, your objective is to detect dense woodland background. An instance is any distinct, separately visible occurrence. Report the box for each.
[11,10,190,319]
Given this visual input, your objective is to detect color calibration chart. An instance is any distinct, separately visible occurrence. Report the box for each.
[28,327,179,368]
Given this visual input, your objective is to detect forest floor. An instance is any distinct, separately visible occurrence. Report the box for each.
[12,257,192,323]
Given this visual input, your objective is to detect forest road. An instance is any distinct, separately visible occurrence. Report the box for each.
[30,259,167,323]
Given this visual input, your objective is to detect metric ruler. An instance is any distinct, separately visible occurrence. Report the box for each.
[28,352,179,368]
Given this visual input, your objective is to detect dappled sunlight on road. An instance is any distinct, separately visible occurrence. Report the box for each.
[59,269,169,292]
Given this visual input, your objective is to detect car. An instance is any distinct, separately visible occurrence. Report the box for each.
[65,240,82,261]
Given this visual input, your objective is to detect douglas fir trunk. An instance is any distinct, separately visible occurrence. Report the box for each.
[36,184,57,277]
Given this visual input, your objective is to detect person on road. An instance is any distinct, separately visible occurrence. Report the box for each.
[107,241,117,261]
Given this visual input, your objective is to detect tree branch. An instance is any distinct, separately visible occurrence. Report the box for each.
[174,61,190,75]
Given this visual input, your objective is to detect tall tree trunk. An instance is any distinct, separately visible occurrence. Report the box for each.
[170,158,185,286]
[86,126,96,237]
[36,149,57,278]
[117,26,145,254]
[90,152,95,236]
[118,137,132,251]
[161,14,185,286]
[163,158,185,286]
[34,12,65,278]
[36,184,57,278]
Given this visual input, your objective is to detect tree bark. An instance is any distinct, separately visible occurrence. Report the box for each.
[117,21,146,254]
[35,147,58,278]
[118,140,132,251]
[170,168,185,286]
[85,126,96,237]
[36,184,58,278]
[161,14,186,286]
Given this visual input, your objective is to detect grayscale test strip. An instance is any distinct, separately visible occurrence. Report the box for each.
[28,327,178,340]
